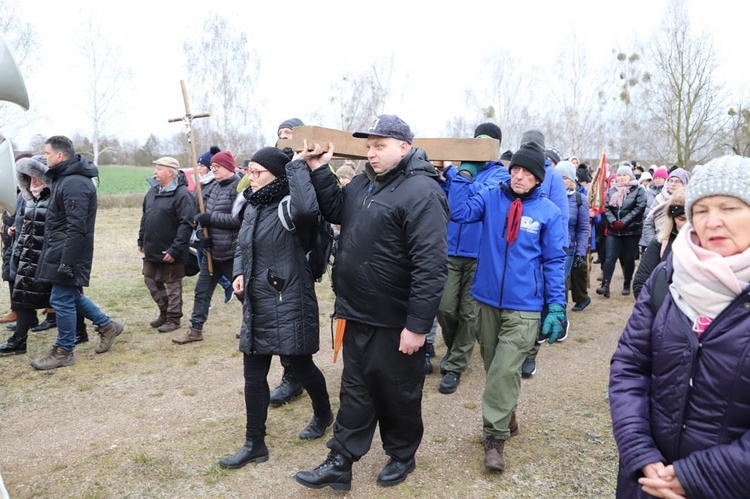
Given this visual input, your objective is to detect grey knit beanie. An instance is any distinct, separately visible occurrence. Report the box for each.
[685,155,750,221]
[616,162,635,180]
[555,160,577,182]
[521,129,545,148]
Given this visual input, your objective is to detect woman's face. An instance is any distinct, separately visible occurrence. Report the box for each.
[30,177,45,188]
[616,173,631,184]
[692,195,750,257]
[248,162,276,192]
[666,177,684,194]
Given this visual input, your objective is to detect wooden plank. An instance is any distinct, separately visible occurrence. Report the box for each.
[281,125,499,162]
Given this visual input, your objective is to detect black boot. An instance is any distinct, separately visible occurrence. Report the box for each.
[269,370,304,406]
[299,411,334,440]
[76,329,89,345]
[295,450,353,491]
[622,281,631,296]
[596,280,610,298]
[32,312,56,332]
[0,337,27,355]
[218,439,269,469]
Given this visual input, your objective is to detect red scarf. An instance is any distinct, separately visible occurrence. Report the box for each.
[506,199,523,246]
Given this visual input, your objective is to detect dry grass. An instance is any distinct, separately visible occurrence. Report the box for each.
[0,205,634,498]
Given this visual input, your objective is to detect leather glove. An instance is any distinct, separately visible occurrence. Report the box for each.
[57,263,75,281]
[458,161,484,179]
[573,254,586,269]
[201,236,213,250]
[541,304,567,344]
[612,220,625,231]
[195,211,212,227]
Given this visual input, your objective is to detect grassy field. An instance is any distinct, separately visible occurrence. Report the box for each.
[96,165,154,196]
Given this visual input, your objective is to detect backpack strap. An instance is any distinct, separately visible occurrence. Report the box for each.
[277,194,295,232]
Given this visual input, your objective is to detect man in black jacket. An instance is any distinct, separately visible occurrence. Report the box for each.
[30,135,124,370]
[295,115,449,490]
[172,150,242,345]
[138,157,194,333]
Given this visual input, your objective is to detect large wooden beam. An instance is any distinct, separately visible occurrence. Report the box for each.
[281,125,499,162]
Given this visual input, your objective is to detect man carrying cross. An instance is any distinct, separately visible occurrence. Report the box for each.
[294,115,449,490]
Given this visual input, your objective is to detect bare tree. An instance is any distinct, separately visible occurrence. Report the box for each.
[329,57,395,132]
[726,101,750,156]
[642,0,726,168]
[184,15,264,159]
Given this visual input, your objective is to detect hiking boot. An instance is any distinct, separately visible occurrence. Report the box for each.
[508,413,520,437]
[75,329,89,345]
[439,348,451,375]
[295,450,352,491]
[32,312,56,331]
[172,326,203,345]
[269,371,303,406]
[377,457,416,487]
[438,371,461,394]
[521,358,536,378]
[483,436,506,472]
[95,321,124,354]
[30,344,75,370]
[299,411,334,440]
[424,342,435,375]
[0,310,16,323]
[0,337,27,355]
[572,296,591,312]
[157,321,180,333]
[218,439,269,469]
[149,314,167,328]
[596,280,610,298]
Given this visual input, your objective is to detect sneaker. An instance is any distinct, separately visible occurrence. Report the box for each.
[521,358,536,378]
[557,321,570,342]
[438,371,461,394]
[157,321,180,333]
[95,321,124,354]
[172,327,204,345]
[224,287,234,303]
[149,314,167,328]
[482,436,506,472]
[30,344,75,370]
[572,297,591,312]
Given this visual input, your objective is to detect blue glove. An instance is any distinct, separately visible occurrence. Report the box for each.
[541,304,566,344]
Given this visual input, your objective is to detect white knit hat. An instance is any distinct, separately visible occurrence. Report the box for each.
[685,155,750,221]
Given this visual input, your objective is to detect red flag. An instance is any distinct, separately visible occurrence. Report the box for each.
[588,150,608,215]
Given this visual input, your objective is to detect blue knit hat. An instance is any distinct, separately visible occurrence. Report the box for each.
[198,146,221,167]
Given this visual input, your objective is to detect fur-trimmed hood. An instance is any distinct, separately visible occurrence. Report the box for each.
[15,157,50,200]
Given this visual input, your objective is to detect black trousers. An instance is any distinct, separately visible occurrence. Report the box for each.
[327,321,425,462]
[602,234,640,285]
[243,353,330,441]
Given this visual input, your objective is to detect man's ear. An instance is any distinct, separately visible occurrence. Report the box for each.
[400,140,410,157]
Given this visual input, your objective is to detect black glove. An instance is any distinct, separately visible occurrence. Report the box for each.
[573,255,586,269]
[57,263,75,280]
[195,211,212,227]
[201,236,213,250]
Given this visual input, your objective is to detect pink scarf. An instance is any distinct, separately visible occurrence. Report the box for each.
[671,225,750,333]
[608,179,638,207]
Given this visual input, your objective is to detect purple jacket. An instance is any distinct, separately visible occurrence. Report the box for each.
[609,257,750,498]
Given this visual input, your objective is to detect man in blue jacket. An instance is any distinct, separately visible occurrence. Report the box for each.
[436,123,509,395]
[450,140,566,473]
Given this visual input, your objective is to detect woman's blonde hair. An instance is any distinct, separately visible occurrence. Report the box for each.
[657,187,686,243]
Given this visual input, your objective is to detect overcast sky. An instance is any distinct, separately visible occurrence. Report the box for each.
[10,0,750,150]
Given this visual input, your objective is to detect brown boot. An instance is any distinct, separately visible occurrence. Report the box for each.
[483,436,506,472]
[172,327,203,345]
[157,321,180,333]
[149,314,167,328]
[0,310,17,323]
[508,413,520,437]
[95,321,124,354]
[30,344,75,370]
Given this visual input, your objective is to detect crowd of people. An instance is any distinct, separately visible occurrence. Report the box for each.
[2,118,749,497]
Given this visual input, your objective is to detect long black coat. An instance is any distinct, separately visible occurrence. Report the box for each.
[604,184,647,237]
[11,190,51,309]
[138,172,194,264]
[35,155,99,287]
[234,161,321,356]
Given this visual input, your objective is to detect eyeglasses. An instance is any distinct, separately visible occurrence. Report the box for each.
[248,168,269,178]
[667,178,683,185]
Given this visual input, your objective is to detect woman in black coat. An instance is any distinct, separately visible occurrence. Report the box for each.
[0,158,52,355]
[596,164,647,297]
[218,147,332,469]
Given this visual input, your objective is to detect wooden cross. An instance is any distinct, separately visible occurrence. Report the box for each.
[168,80,213,273]
[280,125,500,162]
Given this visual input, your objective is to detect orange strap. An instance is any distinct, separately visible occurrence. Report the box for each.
[333,318,346,363]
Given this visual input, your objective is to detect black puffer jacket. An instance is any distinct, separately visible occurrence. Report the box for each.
[35,154,99,287]
[138,171,194,264]
[197,175,242,262]
[234,161,320,356]
[310,147,449,334]
[604,184,647,237]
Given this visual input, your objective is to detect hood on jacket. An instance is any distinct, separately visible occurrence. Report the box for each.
[16,157,51,200]
[364,147,440,183]
[45,154,99,182]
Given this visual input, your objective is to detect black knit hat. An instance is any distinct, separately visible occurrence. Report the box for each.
[250,147,290,178]
[509,141,546,182]
[500,149,513,162]
[474,122,502,143]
